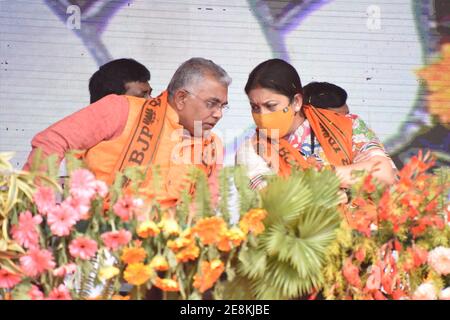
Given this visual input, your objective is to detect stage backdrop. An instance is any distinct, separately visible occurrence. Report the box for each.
[0,0,449,168]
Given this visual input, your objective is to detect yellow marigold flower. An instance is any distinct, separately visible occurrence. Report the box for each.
[180,228,193,239]
[150,255,169,271]
[193,259,225,293]
[159,218,181,236]
[176,244,200,263]
[124,263,154,286]
[121,247,147,264]
[192,216,227,245]
[137,220,160,238]
[98,266,120,281]
[217,227,246,252]
[239,208,267,236]
[228,227,246,245]
[153,277,180,292]
[167,237,192,251]
[112,295,130,300]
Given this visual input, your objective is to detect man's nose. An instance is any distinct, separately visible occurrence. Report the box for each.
[211,107,223,119]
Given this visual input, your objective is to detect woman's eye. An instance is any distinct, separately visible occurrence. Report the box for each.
[251,105,260,112]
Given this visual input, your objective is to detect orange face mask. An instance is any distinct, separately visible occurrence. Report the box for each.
[252,106,294,139]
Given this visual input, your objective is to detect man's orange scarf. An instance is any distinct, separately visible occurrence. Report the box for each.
[253,105,353,176]
[110,92,168,185]
[105,92,219,201]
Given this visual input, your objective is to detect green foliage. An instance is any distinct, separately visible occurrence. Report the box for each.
[233,166,259,216]
[218,167,232,223]
[231,168,342,299]
[190,167,213,218]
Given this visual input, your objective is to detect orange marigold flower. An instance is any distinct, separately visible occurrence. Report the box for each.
[193,259,225,293]
[416,43,450,124]
[150,255,169,271]
[217,235,232,252]
[167,237,192,252]
[153,277,180,292]
[239,209,267,236]
[176,244,200,263]
[121,247,147,264]
[192,216,227,245]
[217,228,246,252]
[137,221,160,238]
[124,263,154,286]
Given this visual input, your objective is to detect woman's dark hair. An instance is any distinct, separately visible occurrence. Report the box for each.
[303,82,347,109]
[89,58,150,103]
[245,58,303,101]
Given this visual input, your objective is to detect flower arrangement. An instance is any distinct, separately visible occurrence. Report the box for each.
[0,152,266,300]
[1,150,449,300]
[322,151,450,300]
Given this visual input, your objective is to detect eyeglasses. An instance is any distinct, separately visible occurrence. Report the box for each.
[185,90,229,111]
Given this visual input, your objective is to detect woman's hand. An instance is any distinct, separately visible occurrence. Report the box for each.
[334,156,396,188]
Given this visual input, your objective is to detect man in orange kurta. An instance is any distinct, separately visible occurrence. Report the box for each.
[24,58,231,207]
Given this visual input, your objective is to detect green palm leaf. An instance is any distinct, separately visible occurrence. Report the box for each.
[232,168,342,299]
[261,173,312,225]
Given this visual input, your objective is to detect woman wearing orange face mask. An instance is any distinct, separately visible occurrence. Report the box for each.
[236,59,396,190]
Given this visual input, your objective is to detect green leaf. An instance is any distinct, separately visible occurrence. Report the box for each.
[11,281,32,300]
[236,168,341,299]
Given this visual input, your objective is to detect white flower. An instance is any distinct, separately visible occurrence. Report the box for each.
[427,246,450,275]
[439,287,450,300]
[412,283,437,300]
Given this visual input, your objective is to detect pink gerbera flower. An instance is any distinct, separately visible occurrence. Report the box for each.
[69,169,97,201]
[101,230,132,251]
[20,248,56,277]
[28,285,44,300]
[64,196,90,220]
[53,263,77,277]
[47,284,72,300]
[0,269,22,289]
[33,186,56,216]
[113,195,143,222]
[10,211,42,249]
[94,180,108,198]
[69,237,98,260]
[47,202,79,236]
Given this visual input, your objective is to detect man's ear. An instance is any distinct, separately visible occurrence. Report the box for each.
[173,89,188,111]
[294,93,303,112]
